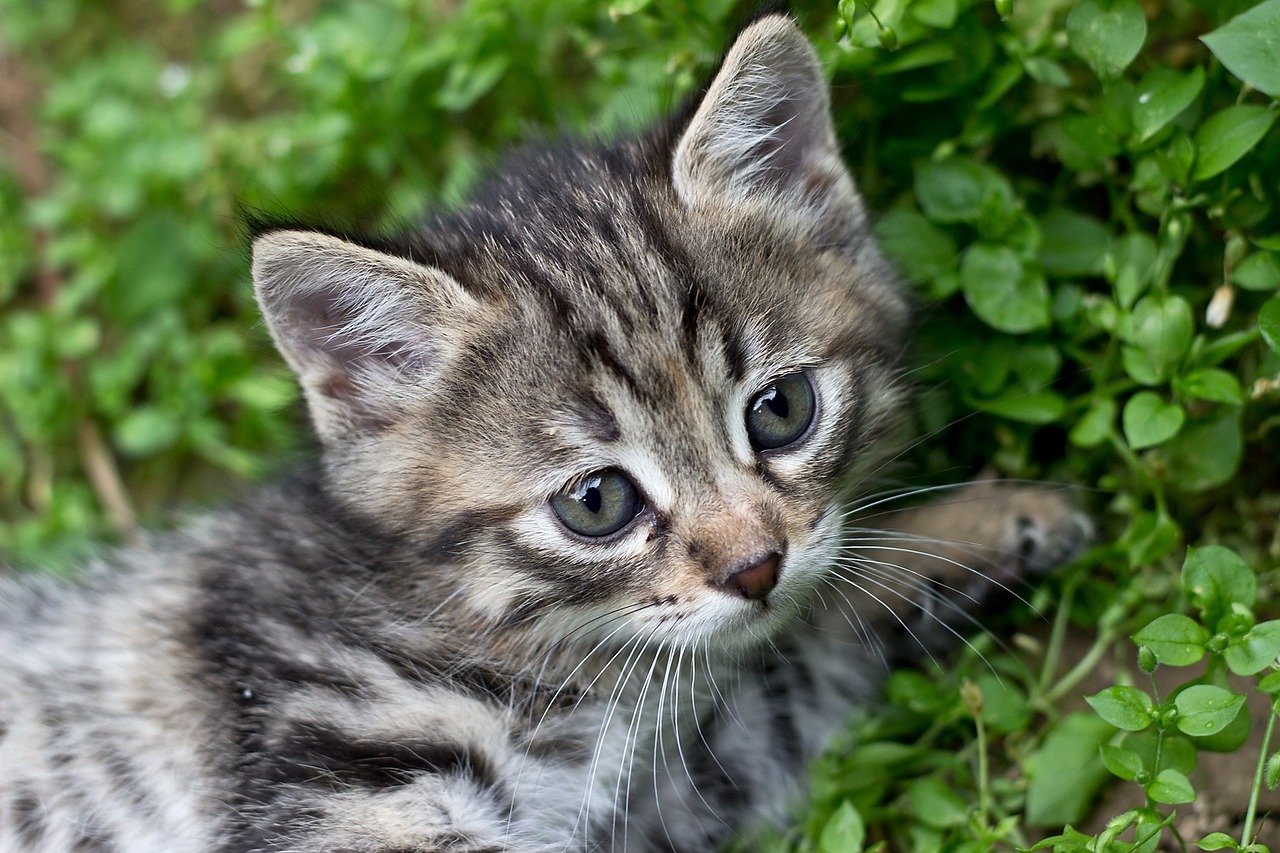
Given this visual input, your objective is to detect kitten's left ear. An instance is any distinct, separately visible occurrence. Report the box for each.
[252,230,479,443]
[672,15,863,245]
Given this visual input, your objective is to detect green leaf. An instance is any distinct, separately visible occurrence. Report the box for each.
[113,406,183,457]
[960,244,1050,333]
[1124,730,1198,776]
[1099,744,1144,780]
[1122,391,1185,449]
[1234,252,1280,292]
[1196,328,1264,367]
[885,670,947,713]
[974,673,1032,734]
[1038,209,1111,277]
[1066,0,1147,80]
[1125,293,1193,380]
[819,801,866,853]
[1110,232,1158,307]
[1024,712,1116,826]
[1197,832,1241,851]
[1159,413,1244,492]
[1070,397,1116,448]
[1177,368,1244,405]
[878,43,956,75]
[971,390,1066,424]
[1261,296,1280,355]
[1147,768,1196,804]
[1024,57,1070,88]
[911,0,959,28]
[436,54,509,112]
[1133,614,1210,666]
[1121,509,1181,565]
[608,0,652,16]
[1192,106,1277,181]
[906,777,969,828]
[1195,712,1254,754]
[1201,0,1280,98]
[1085,686,1153,731]
[1133,67,1205,143]
[53,317,101,359]
[1224,621,1280,675]
[1183,545,1257,622]
[915,158,1014,224]
[1174,685,1247,738]
[111,214,193,323]
[1055,113,1122,173]
[874,208,957,285]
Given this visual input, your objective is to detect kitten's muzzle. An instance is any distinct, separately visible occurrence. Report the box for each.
[715,552,781,601]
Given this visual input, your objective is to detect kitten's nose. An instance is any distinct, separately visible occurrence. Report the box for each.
[716,552,781,601]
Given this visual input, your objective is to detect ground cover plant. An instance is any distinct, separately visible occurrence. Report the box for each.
[1,0,1277,849]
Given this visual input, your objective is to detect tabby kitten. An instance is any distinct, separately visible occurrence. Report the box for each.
[0,14,1089,853]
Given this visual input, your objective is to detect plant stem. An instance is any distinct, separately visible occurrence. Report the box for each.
[1044,624,1117,705]
[1241,699,1279,847]
[1038,573,1079,695]
[976,706,990,825]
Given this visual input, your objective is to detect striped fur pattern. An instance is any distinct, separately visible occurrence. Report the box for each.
[0,16,1090,852]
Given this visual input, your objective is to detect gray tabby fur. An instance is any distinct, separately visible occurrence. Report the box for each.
[0,15,1089,853]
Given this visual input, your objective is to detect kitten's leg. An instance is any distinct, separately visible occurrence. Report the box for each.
[832,478,1092,662]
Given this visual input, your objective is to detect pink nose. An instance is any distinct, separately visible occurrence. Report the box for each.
[716,553,781,601]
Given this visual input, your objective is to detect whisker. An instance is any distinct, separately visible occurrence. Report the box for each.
[826,570,996,674]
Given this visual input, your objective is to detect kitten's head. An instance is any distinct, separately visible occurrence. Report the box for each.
[252,15,909,651]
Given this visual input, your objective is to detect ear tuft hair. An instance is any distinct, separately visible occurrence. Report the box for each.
[672,15,864,246]
[252,230,478,442]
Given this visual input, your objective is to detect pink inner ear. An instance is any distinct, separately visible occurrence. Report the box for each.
[743,98,837,208]
[285,286,436,383]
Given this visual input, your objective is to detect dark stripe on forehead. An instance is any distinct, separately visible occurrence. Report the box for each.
[578,329,647,402]
[622,184,721,365]
[679,277,709,367]
[706,313,750,386]
[580,202,663,322]
[573,390,622,443]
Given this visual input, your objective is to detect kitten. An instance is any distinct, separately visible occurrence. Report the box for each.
[0,14,1089,853]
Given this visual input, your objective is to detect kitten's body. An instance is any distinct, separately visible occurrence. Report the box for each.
[0,16,1088,852]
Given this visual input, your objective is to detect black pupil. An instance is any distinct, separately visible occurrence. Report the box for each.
[552,470,641,538]
[763,389,789,419]
[746,372,814,451]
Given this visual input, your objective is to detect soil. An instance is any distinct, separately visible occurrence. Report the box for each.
[1049,627,1279,849]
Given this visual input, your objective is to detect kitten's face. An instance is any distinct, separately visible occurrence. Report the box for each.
[252,16,908,651]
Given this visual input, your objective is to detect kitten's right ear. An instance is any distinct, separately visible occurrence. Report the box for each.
[253,230,477,443]
[672,14,863,246]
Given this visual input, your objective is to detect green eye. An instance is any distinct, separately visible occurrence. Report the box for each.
[746,372,816,451]
[551,470,643,538]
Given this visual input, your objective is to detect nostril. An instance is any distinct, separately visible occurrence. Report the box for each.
[716,552,781,601]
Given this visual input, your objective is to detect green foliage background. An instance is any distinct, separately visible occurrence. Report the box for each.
[2,0,1279,848]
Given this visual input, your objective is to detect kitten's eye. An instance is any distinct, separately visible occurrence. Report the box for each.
[551,470,643,538]
[746,372,816,451]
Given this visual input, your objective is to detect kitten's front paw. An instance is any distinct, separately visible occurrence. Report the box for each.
[976,481,1093,581]
[866,478,1091,659]
[918,479,1093,600]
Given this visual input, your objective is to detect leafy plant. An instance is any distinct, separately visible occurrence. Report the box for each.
[2,0,1279,848]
